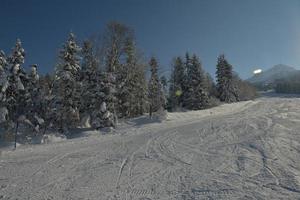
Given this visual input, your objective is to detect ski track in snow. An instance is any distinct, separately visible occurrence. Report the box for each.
[1,97,300,199]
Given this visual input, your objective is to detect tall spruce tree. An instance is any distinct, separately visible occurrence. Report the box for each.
[185,55,209,110]
[5,39,31,147]
[216,54,239,103]
[52,33,81,133]
[182,53,192,107]
[39,73,55,133]
[80,40,99,117]
[168,57,185,110]
[79,40,116,128]
[91,71,116,129]
[6,39,28,124]
[111,31,147,118]
[0,50,8,125]
[26,64,44,132]
[148,57,164,118]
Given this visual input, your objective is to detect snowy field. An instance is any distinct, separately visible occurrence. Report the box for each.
[1,96,300,199]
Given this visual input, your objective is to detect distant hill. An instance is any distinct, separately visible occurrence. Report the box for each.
[247,64,297,84]
[246,64,298,90]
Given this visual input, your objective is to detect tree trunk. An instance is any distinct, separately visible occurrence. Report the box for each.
[14,121,19,150]
[149,104,153,119]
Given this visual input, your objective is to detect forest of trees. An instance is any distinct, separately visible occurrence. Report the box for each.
[0,21,256,143]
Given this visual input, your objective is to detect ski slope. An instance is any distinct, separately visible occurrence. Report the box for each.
[1,97,300,199]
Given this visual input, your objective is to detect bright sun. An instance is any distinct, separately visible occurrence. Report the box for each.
[253,69,262,75]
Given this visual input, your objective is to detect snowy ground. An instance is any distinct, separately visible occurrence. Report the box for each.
[1,96,300,199]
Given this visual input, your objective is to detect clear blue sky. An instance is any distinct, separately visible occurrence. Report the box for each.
[1,0,300,79]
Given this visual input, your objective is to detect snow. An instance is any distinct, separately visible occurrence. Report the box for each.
[1,96,300,199]
[41,134,67,144]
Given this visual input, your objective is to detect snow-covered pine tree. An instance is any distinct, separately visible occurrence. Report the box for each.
[6,39,31,144]
[185,55,209,110]
[0,50,9,125]
[216,54,239,103]
[125,38,147,117]
[80,40,99,119]
[26,64,44,132]
[160,75,168,110]
[6,39,27,119]
[91,71,116,129]
[116,35,147,118]
[148,57,165,118]
[52,33,81,133]
[182,53,192,107]
[79,40,116,129]
[39,73,55,134]
[168,57,185,111]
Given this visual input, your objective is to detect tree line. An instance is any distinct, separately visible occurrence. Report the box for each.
[0,21,256,142]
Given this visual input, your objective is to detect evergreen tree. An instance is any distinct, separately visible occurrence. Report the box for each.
[168,57,185,110]
[39,73,54,133]
[182,53,191,107]
[148,57,165,118]
[125,38,147,117]
[91,72,116,129]
[160,75,168,110]
[52,33,81,133]
[216,54,239,103]
[6,39,28,125]
[0,50,8,124]
[4,39,32,147]
[184,55,209,110]
[79,39,116,128]
[80,40,99,117]
[26,64,44,132]
[115,34,147,118]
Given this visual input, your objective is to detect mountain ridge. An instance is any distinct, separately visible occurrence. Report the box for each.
[247,64,297,84]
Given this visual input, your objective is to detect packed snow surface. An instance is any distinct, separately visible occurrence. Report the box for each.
[1,97,300,199]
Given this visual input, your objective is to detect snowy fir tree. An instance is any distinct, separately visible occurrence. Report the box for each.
[216,54,239,103]
[79,39,116,129]
[80,40,99,117]
[168,57,186,110]
[6,39,28,129]
[91,72,116,129]
[52,33,81,132]
[26,64,44,132]
[39,73,55,133]
[184,55,209,110]
[0,50,9,125]
[182,53,192,107]
[148,57,165,118]
[108,30,147,118]
[122,38,147,117]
